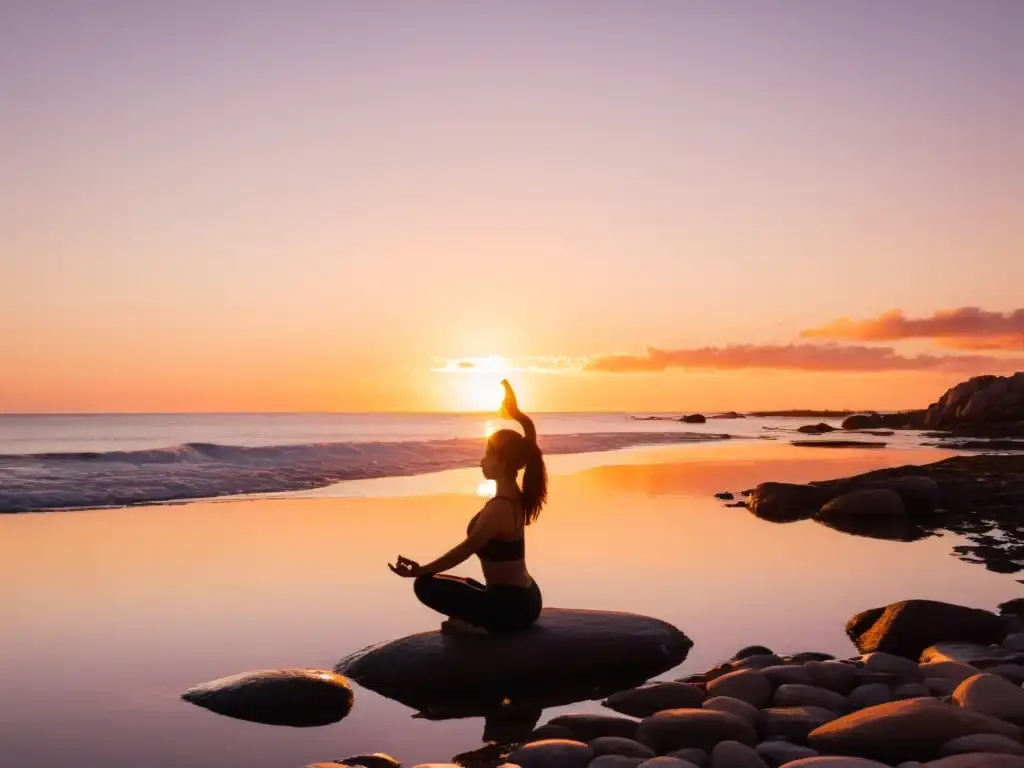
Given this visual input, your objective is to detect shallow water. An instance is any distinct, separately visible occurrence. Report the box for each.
[0,442,1019,768]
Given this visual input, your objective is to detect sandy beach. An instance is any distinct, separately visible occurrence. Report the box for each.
[2,441,1019,768]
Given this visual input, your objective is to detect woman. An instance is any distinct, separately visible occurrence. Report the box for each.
[389,379,546,635]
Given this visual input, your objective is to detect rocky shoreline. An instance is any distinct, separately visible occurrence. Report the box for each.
[292,598,1024,768]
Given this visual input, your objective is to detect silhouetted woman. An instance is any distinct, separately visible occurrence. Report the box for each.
[389,379,546,634]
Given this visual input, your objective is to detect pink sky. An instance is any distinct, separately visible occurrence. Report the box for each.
[2,2,1022,412]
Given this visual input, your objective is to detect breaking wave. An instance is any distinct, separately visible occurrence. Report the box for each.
[0,431,726,513]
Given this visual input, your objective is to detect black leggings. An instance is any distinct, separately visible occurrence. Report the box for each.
[413,574,542,633]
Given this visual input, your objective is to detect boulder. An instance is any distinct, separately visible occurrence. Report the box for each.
[681,414,707,424]
[895,684,931,700]
[605,683,705,717]
[803,661,859,694]
[925,678,959,697]
[798,424,837,434]
[666,749,709,767]
[762,666,814,687]
[922,644,1024,667]
[791,652,836,664]
[530,725,576,741]
[734,646,775,660]
[807,698,1024,763]
[954,673,1024,725]
[920,661,982,685]
[818,489,906,519]
[848,684,892,709]
[987,665,1024,685]
[845,601,1006,658]
[940,734,1024,756]
[329,754,400,768]
[861,652,924,681]
[548,714,641,742]
[589,738,657,759]
[843,414,886,430]
[639,759,702,768]
[761,707,839,742]
[703,697,762,729]
[635,710,758,753]
[506,739,593,768]
[747,483,829,523]
[707,670,773,708]
[774,684,852,714]
[733,655,786,671]
[590,756,646,768]
[920,373,1024,430]
[710,741,769,768]
[870,476,943,514]
[755,742,819,767]
[1005,635,1024,654]
[336,608,691,692]
[181,668,353,726]
[925,756,1024,768]
[781,759,891,768]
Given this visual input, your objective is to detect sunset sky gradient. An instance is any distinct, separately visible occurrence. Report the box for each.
[3,1,1022,412]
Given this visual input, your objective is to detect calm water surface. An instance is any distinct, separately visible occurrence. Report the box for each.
[1,443,1019,768]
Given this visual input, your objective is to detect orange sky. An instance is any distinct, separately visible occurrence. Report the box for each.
[3,3,1022,413]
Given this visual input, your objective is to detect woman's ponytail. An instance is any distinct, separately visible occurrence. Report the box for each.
[513,411,547,523]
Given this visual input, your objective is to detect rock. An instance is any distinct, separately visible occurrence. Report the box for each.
[774,684,852,713]
[818,489,905,519]
[734,655,786,671]
[954,673,1024,724]
[590,756,646,768]
[635,710,758,753]
[712,412,746,420]
[987,665,1024,685]
[703,696,762,728]
[898,762,925,768]
[761,707,839,742]
[807,698,1024,764]
[1005,635,1024,653]
[894,684,930,699]
[639,759,702,768]
[804,661,859,693]
[791,653,837,664]
[919,373,1024,430]
[180,668,354,726]
[716,492,736,501]
[791,440,888,449]
[681,414,707,424]
[734,646,775,660]
[848,684,892,709]
[529,724,576,741]
[755,742,818,767]
[920,661,982,685]
[940,734,1024,756]
[549,714,641,742]
[1001,599,1024,618]
[862,652,924,681]
[780,759,891,768]
[798,423,837,434]
[589,738,657,759]
[871,476,943,514]
[707,670,773,708]
[845,601,1006,658]
[605,683,705,717]
[666,749,709,767]
[926,678,959,697]
[331,755,400,768]
[747,483,829,523]
[507,739,593,768]
[925,756,1024,768]
[854,671,903,688]
[843,414,886,430]
[763,666,814,687]
[923,644,1024,667]
[336,608,692,692]
[711,741,769,768]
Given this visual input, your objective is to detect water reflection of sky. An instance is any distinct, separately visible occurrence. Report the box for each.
[0,442,1018,768]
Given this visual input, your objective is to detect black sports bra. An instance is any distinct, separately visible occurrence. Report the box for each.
[467,495,525,561]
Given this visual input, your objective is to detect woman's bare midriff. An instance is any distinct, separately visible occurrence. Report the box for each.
[479,557,533,588]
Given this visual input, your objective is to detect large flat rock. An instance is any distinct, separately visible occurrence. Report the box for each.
[335,608,692,694]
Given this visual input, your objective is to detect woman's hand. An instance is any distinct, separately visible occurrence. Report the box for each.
[389,555,422,578]
[500,379,521,418]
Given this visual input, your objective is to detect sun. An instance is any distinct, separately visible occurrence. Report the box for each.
[457,375,508,413]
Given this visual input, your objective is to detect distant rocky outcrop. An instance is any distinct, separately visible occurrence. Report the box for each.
[680,414,706,424]
[842,373,1024,436]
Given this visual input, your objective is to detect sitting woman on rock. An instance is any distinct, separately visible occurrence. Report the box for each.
[389,379,546,635]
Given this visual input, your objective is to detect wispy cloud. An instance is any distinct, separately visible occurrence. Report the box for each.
[583,344,1024,373]
[802,308,1024,350]
[431,355,582,374]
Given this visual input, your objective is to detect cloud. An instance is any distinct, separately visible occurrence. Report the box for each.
[583,343,1024,374]
[431,355,582,374]
[802,308,1024,350]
